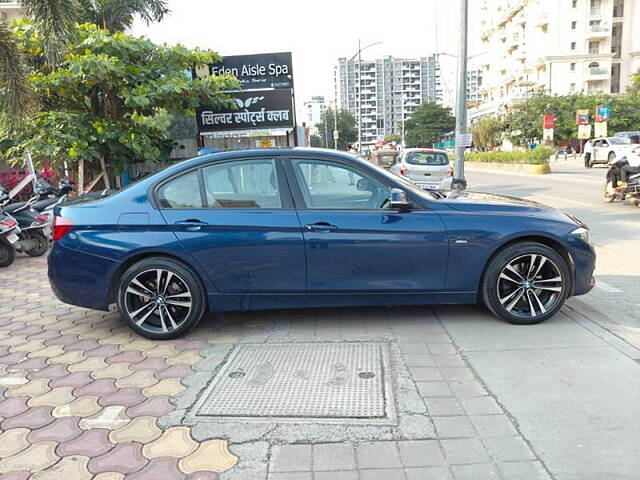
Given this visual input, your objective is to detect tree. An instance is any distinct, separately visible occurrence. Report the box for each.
[0,0,169,129]
[404,102,455,148]
[471,116,503,148]
[384,133,401,143]
[6,24,239,175]
[315,108,357,151]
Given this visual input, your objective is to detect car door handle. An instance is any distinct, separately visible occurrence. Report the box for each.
[175,219,209,231]
[304,222,338,232]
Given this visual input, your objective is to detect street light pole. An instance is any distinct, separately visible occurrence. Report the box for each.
[358,39,362,156]
[453,0,469,190]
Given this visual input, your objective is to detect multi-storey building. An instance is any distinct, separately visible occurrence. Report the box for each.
[467,68,484,105]
[302,96,327,134]
[0,0,24,23]
[334,55,442,147]
[473,0,640,119]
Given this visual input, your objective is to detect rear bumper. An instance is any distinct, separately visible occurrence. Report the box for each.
[48,243,119,311]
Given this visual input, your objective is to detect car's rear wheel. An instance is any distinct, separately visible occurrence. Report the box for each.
[117,257,206,340]
[25,231,48,257]
[482,242,570,325]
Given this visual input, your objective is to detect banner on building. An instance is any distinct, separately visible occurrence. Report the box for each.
[543,115,555,129]
[197,89,295,133]
[576,109,590,126]
[578,124,592,139]
[594,122,608,138]
[196,52,293,90]
[595,105,611,123]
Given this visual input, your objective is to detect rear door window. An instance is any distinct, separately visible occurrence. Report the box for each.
[157,171,202,208]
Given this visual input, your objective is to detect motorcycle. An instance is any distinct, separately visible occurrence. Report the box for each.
[603,156,640,206]
[0,209,19,267]
[0,188,51,257]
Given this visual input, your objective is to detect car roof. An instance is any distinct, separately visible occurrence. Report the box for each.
[402,148,448,153]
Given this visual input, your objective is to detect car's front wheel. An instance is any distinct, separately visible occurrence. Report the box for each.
[117,257,207,339]
[482,242,570,325]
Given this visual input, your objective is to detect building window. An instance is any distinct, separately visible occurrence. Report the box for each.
[571,21,577,30]
[570,62,576,71]
[590,0,601,15]
[611,63,621,93]
[613,0,624,17]
[570,83,576,92]
[571,42,577,51]
[572,0,578,7]
[588,41,600,54]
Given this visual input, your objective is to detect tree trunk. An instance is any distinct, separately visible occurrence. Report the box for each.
[78,159,84,193]
[99,156,111,190]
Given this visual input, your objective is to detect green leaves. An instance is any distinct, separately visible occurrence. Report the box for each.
[404,102,455,148]
[315,108,357,151]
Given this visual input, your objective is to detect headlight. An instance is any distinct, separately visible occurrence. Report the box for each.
[570,227,591,246]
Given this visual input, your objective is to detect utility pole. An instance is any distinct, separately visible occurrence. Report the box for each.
[323,109,329,148]
[357,39,363,156]
[453,0,469,190]
[333,104,339,150]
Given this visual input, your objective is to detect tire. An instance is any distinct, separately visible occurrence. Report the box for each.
[481,242,571,325]
[117,257,207,340]
[25,231,48,257]
[0,240,16,267]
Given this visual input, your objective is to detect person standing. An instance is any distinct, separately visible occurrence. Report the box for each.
[583,139,593,168]
[621,135,640,184]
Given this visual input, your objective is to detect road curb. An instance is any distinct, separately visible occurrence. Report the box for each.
[465,162,552,175]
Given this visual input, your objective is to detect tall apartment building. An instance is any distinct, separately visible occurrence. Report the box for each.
[473,0,640,119]
[0,1,24,23]
[467,68,484,104]
[302,96,327,133]
[334,55,442,147]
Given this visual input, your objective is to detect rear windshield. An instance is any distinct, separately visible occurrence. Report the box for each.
[405,151,449,166]
[608,137,630,145]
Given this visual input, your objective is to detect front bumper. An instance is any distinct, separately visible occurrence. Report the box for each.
[48,243,119,311]
[565,235,596,297]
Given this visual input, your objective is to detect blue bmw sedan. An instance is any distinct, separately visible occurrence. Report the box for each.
[48,149,595,339]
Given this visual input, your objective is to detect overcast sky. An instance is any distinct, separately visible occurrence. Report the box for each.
[131,0,483,112]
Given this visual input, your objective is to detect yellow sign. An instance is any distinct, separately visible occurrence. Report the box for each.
[578,124,592,140]
[594,122,608,138]
[256,139,276,148]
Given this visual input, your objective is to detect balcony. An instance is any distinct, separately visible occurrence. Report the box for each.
[588,66,609,78]
[586,22,611,39]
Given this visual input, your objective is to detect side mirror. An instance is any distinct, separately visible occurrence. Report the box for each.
[390,188,412,211]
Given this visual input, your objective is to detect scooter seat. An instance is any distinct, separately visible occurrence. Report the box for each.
[2,202,29,214]
[31,198,59,212]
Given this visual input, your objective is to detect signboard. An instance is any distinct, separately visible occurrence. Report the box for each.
[543,128,554,143]
[543,115,555,129]
[576,109,590,125]
[595,105,611,123]
[203,52,293,90]
[333,130,339,140]
[578,124,592,139]
[256,138,276,148]
[456,133,473,148]
[594,121,608,138]
[197,89,295,133]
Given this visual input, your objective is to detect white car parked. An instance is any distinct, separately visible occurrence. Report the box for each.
[389,148,453,189]
[588,136,630,167]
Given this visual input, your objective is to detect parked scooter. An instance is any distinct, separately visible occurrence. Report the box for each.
[0,188,51,257]
[0,209,19,267]
[603,156,640,206]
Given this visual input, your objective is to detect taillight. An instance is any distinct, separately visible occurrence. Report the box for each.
[448,167,454,177]
[53,216,74,241]
[0,217,17,229]
[400,168,408,176]
[37,214,48,223]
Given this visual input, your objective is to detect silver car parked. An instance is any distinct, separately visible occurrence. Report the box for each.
[389,148,453,189]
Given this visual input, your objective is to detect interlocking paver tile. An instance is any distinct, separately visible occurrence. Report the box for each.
[28,386,75,408]
[28,345,66,359]
[74,379,118,397]
[0,396,29,416]
[51,371,93,388]
[0,428,30,457]
[0,352,29,364]
[48,350,85,365]
[29,331,61,342]
[178,439,238,473]
[45,334,80,347]
[88,442,148,475]
[91,363,132,380]
[109,416,161,444]
[142,378,185,397]
[85,345,122,358]
[107,351,145,364]
[0,441,59,473]
[116,371,158,389]
[131,357,167,371]
[53,396,102,418]
[0,472,31,480]
[2,405,55,429]
[66,339,101,352]
[128,456,185,480]
[30,454,92,480]
[144,344,179,357]
[126,395,174,418]
[6,357,48,373]
[79,405,130,430]
[10,339,45,352]
[69,357,108,372]
[6,378,51,397]
[98,387,146,407]
[57,428,114,457]
[0,375,28,387]
[166,351,201,365]
[29,364,69,380]
[155,364,192,380]
[28,416,82,443]
[142,426,198,459]
[93,473,125,480]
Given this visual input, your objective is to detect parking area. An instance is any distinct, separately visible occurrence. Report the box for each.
[1,254,639,480]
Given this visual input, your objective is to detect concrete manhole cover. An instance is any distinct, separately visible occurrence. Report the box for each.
[191,343,395,424]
